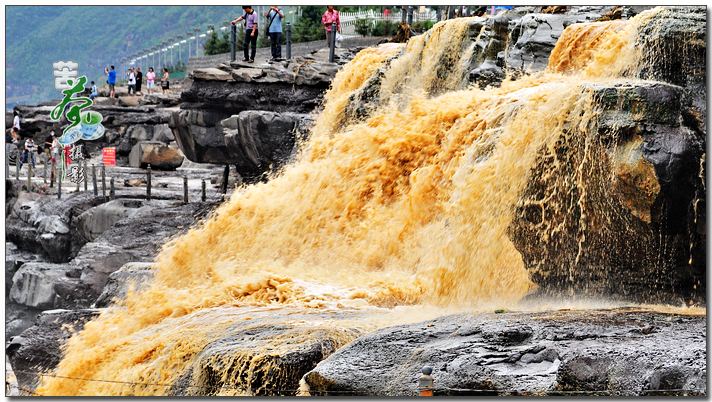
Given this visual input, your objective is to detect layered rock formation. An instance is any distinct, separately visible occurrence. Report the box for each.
[303,309,706,396]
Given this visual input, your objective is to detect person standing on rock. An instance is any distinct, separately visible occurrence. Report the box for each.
[161,68,170,94]
[105,66,117,98]
[135,67,144,96]
[127,67,136,96]
[322,6,341,49]
[18,136,35,171]
[146,67,156,95]
[266,6,284,61]
[12,111,21,137]
[90,81,98,100]
[231,6,258,63]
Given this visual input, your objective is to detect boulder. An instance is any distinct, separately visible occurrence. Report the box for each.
[128,141,184,170]
[170,109,310,179]
[151,123,175,143]
[303,310,706,396]
[75,199,153,242]
[6,309,103,390]
[222,111,302,170]
[93,262,155,308]
[9,262,87,309]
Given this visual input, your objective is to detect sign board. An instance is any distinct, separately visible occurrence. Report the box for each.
[103,148,116,166]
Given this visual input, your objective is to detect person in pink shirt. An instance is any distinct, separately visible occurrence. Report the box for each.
[321,6,341,48]
[146,67,156,95]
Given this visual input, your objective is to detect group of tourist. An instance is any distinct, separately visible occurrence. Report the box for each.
[231,6,341,63]
[104,65,170,97]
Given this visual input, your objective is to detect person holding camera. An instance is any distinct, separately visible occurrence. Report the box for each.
[266,6,284,61]
[126,67,136,96]
[231,6,258,63]
[104,66,117,98]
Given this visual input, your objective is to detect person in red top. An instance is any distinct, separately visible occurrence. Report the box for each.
[321,6,341,48]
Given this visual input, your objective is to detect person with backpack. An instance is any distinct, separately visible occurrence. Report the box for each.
[266,6,284,61]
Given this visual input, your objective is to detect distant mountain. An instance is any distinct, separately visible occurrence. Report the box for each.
[6,5,250,108]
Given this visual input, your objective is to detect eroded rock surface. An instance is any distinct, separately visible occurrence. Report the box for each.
[304,309,705,396]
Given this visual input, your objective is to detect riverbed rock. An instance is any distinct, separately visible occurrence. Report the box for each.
[72,200,220,302]
[303,309,705,396]
[6,309,103,390]
[93,262,155,308]
[128,141,184,170]
[509,81,705,303]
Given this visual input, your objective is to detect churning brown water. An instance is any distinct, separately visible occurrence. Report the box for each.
[37,8,703,396]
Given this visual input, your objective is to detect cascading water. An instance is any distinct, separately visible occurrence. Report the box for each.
[37,7,705,396]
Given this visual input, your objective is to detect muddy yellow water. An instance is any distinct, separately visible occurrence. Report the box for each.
[37,7,701,396]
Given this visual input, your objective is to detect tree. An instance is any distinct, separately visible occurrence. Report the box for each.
[354,18,371,37]
[203,30,231,55]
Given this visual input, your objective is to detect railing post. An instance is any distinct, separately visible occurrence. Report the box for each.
[418,366,434,396]
[147,164,152,201]
[83,160,88,191]
[231,23,237,62]
[329,22,336,63]
[27,165,32,192]
[43,154,47,184]
[57,169,62,199]
[50,159,55,187]
[437,6,442,22]
[183,176,189,203]
[401,7,407,22]
[201,178,206,201]
[448,6,455,20]
[92,164,98,196]
[16,157,20,181]
[110,177,115,200]
[102,164,106,202]
[221,164,229,196]
[286,22,292,60]
[407,6,413,26]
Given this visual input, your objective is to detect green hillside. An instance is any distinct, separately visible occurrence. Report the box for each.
[6,5,247,108]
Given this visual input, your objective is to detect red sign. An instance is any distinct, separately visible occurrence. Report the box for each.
[103,148,116,166]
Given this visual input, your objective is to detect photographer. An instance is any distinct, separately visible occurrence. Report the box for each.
[266,6,284,61]
[104,66,117,98]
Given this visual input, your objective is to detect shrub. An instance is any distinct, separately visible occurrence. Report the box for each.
[354,18,371,37]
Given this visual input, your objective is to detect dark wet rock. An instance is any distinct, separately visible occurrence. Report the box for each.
[179,80,326,115]
[223,111,311,175]
[5,302,44,340]
[6,309,103,390]
[93,262,155,308]
[168,307,366,396]
[509,81,705,303]
[634,6,706,137]
[303,309,705,396]
[170,109,311,179]
[128,141,184,170]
